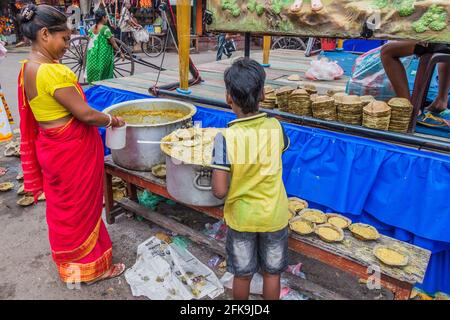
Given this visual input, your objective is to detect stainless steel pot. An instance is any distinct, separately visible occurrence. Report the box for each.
[165,155,224,207]
[103,99,196,171]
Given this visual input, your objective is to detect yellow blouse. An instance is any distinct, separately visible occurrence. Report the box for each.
[28,63,77,122]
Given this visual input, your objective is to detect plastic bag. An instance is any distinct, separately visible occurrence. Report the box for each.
[305,58,344,81]
[346,46,414,101]
[133,28,150,43]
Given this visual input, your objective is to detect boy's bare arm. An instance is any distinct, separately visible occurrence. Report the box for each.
[212,169,229,199]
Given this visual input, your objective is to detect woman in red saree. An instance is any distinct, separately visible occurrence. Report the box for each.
[18,4,125,284]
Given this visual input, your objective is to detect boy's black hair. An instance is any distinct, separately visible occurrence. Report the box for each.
[224,58,266,114]
[19,4,68,41]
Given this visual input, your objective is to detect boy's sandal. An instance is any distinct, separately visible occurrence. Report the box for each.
[85,263,126,286]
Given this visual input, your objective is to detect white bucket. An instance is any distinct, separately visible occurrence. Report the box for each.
[106,126,127,150]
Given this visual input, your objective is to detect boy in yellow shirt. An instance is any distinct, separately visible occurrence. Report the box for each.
[211,58,290,300]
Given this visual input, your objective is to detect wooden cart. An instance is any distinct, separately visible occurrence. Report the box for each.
[104,156,431,300]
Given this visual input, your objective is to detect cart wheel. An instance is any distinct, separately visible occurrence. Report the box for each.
[61,36,89,85]
[141,35,164,58]
[271,37,307,51]
[113,39,135,79]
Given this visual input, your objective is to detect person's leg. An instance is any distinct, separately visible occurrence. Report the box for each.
[380,41,417,100]
[259,227,289,300]
[427,63,450,113]
[233,276,253,300]
[225,227,258,300]
[262,272,281,300]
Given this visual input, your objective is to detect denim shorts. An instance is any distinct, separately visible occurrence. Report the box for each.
[225,226,289,277]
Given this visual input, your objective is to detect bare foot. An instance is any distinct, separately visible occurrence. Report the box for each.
[311,0,324,11]
[426,99,448,114]
[85,263,126,285]
[290,0,303,12]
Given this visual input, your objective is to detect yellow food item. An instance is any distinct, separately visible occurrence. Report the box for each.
[288,210,295,220]
[155,232,172,243]
[161,128,223,166]
[111,109,188,125]
[375,247,407,266]
[328,216,350,229]
[17,195,34,207]
[350,224,379,240]
[0,182,14,192]
[288,198,308,213]
[316,226,341,242]
[290,220,314,234]
[151,164,166,178]
[300,209,326,223]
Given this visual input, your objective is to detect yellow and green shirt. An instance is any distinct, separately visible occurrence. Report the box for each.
[212,113,290,233]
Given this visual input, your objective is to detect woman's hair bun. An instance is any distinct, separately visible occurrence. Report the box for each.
[19,4,38,24]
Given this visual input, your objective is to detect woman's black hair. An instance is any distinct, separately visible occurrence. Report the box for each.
[19,4,68,41]
[94,9,107,24]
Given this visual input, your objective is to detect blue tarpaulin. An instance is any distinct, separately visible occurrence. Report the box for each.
[85,85,450,295]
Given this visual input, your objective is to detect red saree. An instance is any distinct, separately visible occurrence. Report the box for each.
[18,63,112,283]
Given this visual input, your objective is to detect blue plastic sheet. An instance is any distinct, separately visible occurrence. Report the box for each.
[85,85,450,295]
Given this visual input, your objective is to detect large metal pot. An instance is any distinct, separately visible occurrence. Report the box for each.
[165,156,224,207]
[103,99,196,171]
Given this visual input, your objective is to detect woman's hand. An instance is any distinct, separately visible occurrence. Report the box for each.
[111,116,125,128]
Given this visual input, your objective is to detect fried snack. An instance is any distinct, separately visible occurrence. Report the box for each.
[261,86,277,109]
[362,101,391,131]
[303,84,317,95]
[287,74,301,81]
[299,208,327,224]
[161,128,223,166]
[374,246,409,267]
[276,86,295,111]
[311,96,336,121]
[349,223,380,241]
[387,97,413,133]
[288,89,312,116]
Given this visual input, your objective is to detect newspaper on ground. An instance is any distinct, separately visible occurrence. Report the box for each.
[125,236,224,300]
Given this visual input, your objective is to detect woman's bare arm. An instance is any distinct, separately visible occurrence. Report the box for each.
[108,37,125,60]
[54,86,124,127]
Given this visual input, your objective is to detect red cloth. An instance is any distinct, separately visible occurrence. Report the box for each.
[18,64,43,201]
[18,63,112,282]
